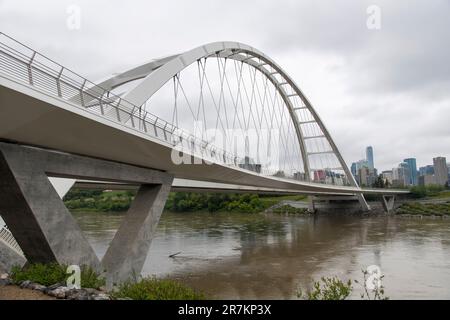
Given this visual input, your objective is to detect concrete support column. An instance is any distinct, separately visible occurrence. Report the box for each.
[0,145,100,268]
[0,142,173,283]
[381,195,396,213]
[102,183,172,285]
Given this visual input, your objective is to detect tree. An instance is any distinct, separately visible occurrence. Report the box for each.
[371,174,385,188]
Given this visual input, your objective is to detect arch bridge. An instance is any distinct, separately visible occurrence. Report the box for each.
[0,34,406,282]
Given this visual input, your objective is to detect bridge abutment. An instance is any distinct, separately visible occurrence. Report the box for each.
[0,142,173,284]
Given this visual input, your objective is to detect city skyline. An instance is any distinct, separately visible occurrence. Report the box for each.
[352,145,449,187]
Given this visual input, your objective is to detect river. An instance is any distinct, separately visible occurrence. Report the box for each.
[73,211,450,299]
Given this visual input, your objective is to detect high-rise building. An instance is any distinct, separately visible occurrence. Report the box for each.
[403,158,418,186]
[366,146,374,170]
[392,165,408,187]
[419,175,436,186]
[358,167,370,187]
[419,165,434,176]
[399,162,412,186]
[351,162,357,177]
[433,157,448,186]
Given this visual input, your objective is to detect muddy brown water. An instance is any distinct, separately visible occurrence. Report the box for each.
[73,211,450,299]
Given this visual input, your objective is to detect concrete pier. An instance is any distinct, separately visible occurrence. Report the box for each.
[0,142,173,283]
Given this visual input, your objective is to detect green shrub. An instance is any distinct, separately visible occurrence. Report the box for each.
[10,263,105,289]
[395,202,450,215]
[11,263,67,286]
[273,205,309,215]
[409,185,445,199]
[80,266,106,289]
[298,276,352,300]
[112,277,205,300]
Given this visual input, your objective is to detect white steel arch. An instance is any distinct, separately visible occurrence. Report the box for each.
[94,42,368,210]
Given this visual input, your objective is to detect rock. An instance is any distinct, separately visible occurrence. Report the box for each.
[44,282,64,293]
[92,293,111,300]
[0,273,9,280]
[47,286,72,299]
[0,278,12,286]
[66,289,90,300]
[29,283,47,292]
[84,288,101,295]
[19,280,32,289]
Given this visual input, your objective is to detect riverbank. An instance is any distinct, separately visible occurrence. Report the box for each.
[0,264,204,300]
[63,189,307,214]
[390,189,450,217]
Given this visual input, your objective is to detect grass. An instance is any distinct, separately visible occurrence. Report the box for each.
[112,277,205,300]
[272,204,310,215]
[428,191,450,199]
[10,263,105,289]
[395,201,450,216]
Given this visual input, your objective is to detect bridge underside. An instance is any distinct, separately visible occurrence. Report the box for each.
[0,142,173,284]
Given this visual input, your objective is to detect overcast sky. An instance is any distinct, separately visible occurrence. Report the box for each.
[1,0,449,171]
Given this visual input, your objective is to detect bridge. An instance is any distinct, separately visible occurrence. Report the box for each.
[0,33,407,283]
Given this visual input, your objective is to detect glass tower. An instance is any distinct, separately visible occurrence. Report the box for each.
[366,146,374,170]
[403,158,418,186]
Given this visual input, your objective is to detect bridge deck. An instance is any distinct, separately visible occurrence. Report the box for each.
[0,75,407,196]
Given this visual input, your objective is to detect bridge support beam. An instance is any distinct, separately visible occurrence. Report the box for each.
[381,195,396,214]
[0,142,173,284]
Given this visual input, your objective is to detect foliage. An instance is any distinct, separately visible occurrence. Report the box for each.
[395,201,450,216]
[409,185,445,199]
[165,192,273,213]
[112,276,205,300]
[64,189,296,214]
[372,174,388,188]
[11,263,67,286]
[64,189,309,214]
[297,276,352,300]
[10,263,105,289]
[64,189,136,212]
[272,204,310,215]
[297,270,389,300]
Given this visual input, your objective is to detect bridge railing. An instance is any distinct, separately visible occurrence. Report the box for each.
[0,33,314,180]
[0,221,24,257]
[0,33,260,170]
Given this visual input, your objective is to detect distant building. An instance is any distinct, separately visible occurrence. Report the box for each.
[293,171,305,181]
[419,174,436,186]
[399,162,412,186]
[433,157,448,186]
[403,158,418,186]
[351,162,357,177]
[358,167,370,187]
[381,170,393,185]
[366,146,374,170]
[239,156,261,173]
[419,165,434,176]
[392,166,408,187]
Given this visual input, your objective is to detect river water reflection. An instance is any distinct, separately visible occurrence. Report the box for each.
[73,211,450,299]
